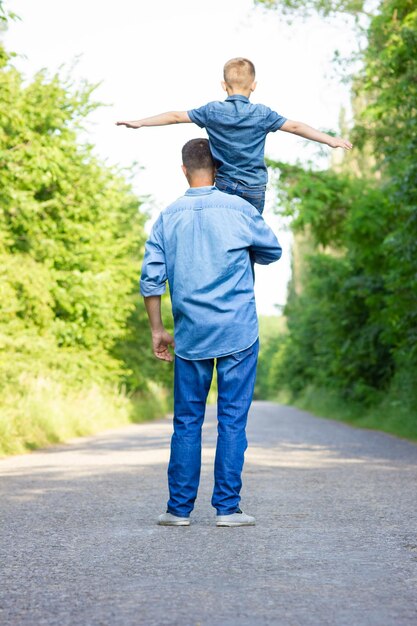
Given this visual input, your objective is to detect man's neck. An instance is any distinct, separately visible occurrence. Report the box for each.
[188,177,214,188]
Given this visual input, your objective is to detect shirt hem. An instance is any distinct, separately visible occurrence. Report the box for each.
[174,336,259,361]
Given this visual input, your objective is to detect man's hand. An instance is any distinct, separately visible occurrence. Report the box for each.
[151,329,175,362]
[328,136,353,150]
[143,297,173,361]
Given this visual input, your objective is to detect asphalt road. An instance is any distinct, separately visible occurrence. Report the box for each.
[1,402,417,626]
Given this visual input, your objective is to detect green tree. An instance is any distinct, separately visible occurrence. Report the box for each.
[255,0,367,17]
[257,0,417,437]
[0,43,173,453]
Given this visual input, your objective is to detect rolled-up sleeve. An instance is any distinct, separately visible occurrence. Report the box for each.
[250,213,282,265]
[140,216,167,297]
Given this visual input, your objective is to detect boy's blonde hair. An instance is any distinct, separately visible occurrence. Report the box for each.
[223,58,256,89]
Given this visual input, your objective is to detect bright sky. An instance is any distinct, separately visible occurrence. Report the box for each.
[4,0,356,314]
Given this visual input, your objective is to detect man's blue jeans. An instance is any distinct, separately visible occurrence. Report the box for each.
[215,178,266,214]
[167,339,259,517]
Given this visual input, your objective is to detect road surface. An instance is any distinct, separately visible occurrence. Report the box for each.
[1,402,417,625]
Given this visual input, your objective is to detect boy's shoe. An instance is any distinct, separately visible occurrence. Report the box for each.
[216,509,256,527]
[157,512,190,526]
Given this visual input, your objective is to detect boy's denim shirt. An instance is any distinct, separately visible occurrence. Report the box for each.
[140,186,282,360]
[188,96,287,188]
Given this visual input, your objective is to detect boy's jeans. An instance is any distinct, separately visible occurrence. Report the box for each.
[215,178,265,214]
[167,339,259,517]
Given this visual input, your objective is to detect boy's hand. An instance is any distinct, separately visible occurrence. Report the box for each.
[151,330,175,362]
[281,121,353,150]
[116,120,141,129]
[329,136,353,150]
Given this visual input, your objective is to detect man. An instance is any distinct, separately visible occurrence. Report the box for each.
[140,138,282,527]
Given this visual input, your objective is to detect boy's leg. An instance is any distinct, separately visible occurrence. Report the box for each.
[214,178,238,198]
[167,355,214,517]
[235,183,266,214]
[215,178,265,214]
[211,339,259,515]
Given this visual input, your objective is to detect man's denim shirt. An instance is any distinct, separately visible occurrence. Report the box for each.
[188,96,287,188]
[140,186,282,360]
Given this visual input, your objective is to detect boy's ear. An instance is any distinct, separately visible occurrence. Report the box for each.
[251,81,257,93]
[221,81,228,92]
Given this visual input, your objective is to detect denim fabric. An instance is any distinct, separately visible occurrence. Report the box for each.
[188,95,287,187]
[215,178,266,214]
[140,186,282,360]
[167,339,259,517]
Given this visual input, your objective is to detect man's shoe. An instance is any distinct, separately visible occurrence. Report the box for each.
[216,509,256,527]
[157,512,190,526]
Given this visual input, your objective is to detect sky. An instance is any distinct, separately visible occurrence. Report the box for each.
[4,0,357,314]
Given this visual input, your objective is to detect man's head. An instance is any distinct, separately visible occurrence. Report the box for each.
[222,57,256,96]
[181,138,215,187]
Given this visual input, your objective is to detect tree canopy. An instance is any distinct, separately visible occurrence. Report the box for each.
[259,0,417,437]
[0,41,173,453]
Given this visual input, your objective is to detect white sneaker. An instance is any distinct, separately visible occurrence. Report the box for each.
[157,512,190,526]
[216,509,256,527]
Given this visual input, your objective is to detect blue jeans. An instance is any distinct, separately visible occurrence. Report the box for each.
[167,339,259,517]
[215,178,266,214]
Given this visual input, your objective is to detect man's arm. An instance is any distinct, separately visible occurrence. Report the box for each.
[280,119,352,150]
[116,111,191,129]
[140,215,174,361]
[250,213,282,265]
[143,295,175,362]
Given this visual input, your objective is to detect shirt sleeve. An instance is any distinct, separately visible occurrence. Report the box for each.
[264,107,287,133]
[139,215,167,297]
[250,213,282,265]
[187,103,209,128]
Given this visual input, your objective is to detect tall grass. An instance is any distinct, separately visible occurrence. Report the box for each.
[284,383,417,442]
[0,375,169,457]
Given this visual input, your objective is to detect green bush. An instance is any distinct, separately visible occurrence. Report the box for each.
[0,43,173,456]
[259,0,417,439]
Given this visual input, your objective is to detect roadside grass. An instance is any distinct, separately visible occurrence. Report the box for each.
[276,386,417,442]
[0,376,169,458]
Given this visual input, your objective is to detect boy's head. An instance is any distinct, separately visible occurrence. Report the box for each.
[181,138,215,185]
[222,57,256,96]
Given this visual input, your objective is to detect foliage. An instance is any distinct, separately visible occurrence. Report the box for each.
[0,44,173,454]
[0,376,170,457]
[0,0,19,27]
[258,0,417,439]
[354,0,417,359]
[255,315,286,399]
[255,0,367,17]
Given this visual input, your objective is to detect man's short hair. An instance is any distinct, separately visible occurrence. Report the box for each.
[182,138,214,172]
[223,58,256,89]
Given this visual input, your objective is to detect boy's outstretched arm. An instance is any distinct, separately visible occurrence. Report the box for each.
[116,111,191,129]
[280,120,352,150]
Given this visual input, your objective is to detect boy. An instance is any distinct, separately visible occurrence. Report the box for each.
[117,57,352,213]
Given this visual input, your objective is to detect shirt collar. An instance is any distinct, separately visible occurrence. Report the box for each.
[185,185,216,196]
[225,94,250,103]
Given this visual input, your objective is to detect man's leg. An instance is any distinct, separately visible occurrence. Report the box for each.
[211,339,259,515]
[166,355,214,518]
